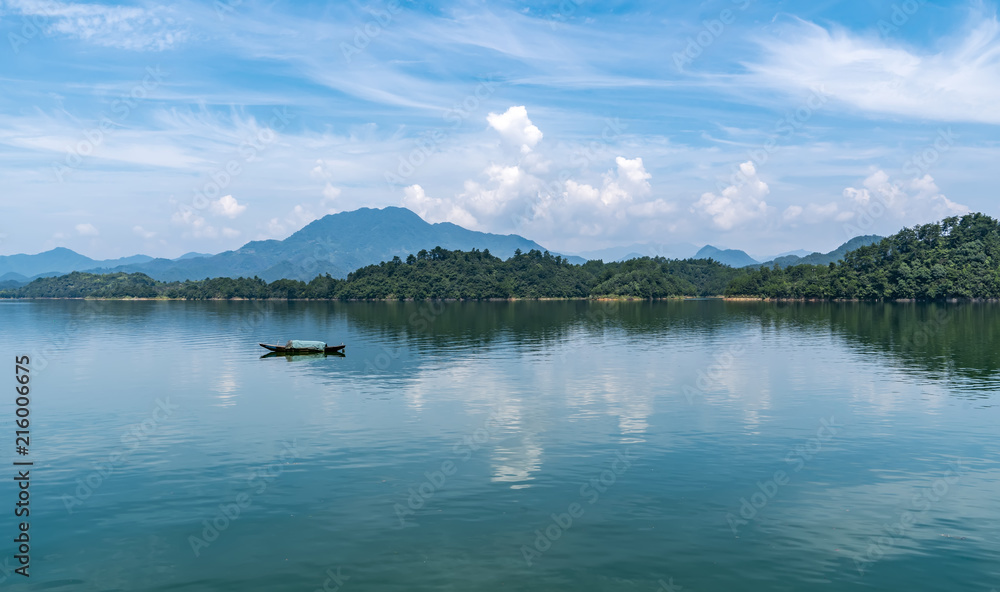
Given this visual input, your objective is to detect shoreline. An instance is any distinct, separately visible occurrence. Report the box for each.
[3,296,1000,303]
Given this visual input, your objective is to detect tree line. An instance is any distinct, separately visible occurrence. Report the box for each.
[3,214,999,301]
[726,214,1000,299]
[0,247,742,300]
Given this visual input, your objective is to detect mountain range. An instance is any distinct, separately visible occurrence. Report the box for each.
[0,207,884,285]
[757,235,884,268]
[1,207,572,284]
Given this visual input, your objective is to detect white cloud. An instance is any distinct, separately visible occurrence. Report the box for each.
[266,218,286,237]
[600,156,651,206]
[322,183,341,205]
[133,225,156,239]
[840,170,969,228]
[782,202,842,225]
[75,222,99,236]
[747,12,1000,124]
[487,106,543,153]
[560,156,652,211]
[289,204,318,226]
[782,205,804,223]
[211,195,247,219]
[692,161,770,230]
[398,149,669,246]
[311,159,331,180]
[258,200,333,239]
[221,227,241,239]
[402,184,478,228]
[780,169,968,234]
[171,205,218,239]
[627,198,677,219]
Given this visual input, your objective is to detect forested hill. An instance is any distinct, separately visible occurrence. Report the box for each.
[726,214,1000,299]
[0,248,744,300]
[5,214,999,301]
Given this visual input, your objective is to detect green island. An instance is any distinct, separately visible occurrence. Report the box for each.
[3,213,999,301]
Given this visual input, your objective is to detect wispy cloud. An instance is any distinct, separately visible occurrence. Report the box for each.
[746,10,1000,124]
[4,0,188,51]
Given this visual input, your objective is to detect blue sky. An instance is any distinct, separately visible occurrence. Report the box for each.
[1,0,998,259]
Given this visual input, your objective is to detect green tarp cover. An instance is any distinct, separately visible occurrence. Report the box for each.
[285,340,326,350]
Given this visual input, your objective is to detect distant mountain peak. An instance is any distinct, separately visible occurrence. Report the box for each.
[694,245,759,267]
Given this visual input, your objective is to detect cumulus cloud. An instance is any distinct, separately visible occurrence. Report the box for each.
[782,205,803,222]
[840,170,969,228]
[781,202,848,225]
[171,207,218,238]
[260,201,333,239]
[402,184,479,228]
[211,195,247,219]
[311,159,331,180]
[692,161,770,230]
[394,106,675,248]
[778,169,967,235]
[628,198,677,218]
[747,12,1000,124]
[266,218,286,237]
[322,183,341,204]
[563,157,652,207]
[133,225,156,239]
[487,106,543,153]
[75,222,99,236]
[602,156,651,206]
[400,150,671,245]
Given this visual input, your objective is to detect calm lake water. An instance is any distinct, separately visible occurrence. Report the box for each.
[1,300,997,591]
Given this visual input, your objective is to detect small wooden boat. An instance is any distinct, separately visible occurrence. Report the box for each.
[259,340,346,354]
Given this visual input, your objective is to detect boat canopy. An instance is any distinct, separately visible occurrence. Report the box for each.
[285,340,326,351]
